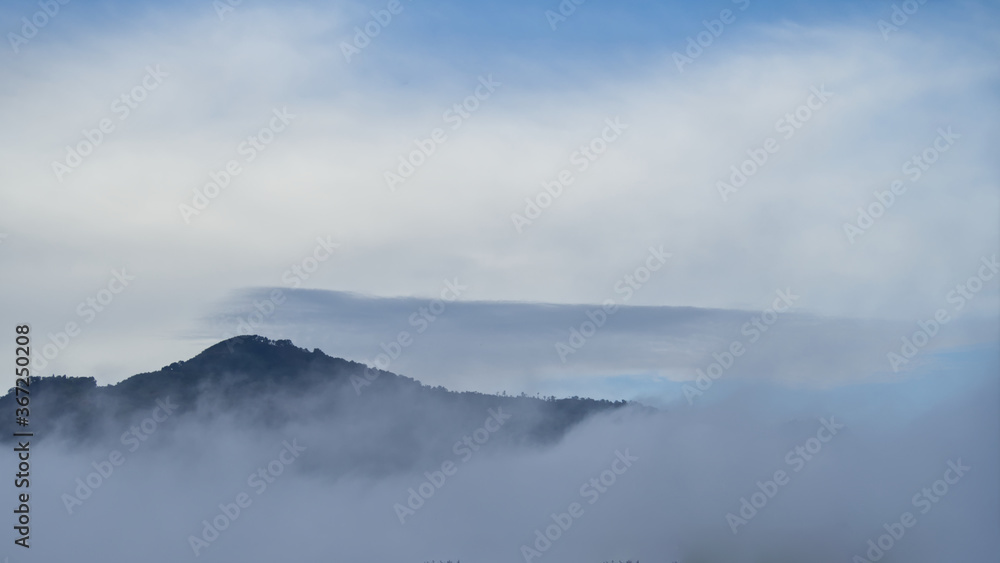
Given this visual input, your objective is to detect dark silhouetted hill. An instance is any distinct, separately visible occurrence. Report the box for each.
[1,336,632,476]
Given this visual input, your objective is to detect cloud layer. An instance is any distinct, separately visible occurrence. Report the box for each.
[0,0,996,384]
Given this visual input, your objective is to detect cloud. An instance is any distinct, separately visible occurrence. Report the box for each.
[200,287,998,398]
[0,1,996,386]
[15,342,999,562]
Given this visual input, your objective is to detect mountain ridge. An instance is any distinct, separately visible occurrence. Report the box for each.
[1,336,633,467]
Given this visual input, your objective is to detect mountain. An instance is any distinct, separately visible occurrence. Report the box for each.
[2,335,630,476]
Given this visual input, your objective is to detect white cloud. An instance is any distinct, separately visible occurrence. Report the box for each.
[0,5,995,383]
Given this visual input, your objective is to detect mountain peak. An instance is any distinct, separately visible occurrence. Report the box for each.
[1,335,628,448]
[160,334,332,375]
[202,334,304,356]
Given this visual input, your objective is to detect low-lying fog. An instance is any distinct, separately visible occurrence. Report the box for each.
[9,346,997,563]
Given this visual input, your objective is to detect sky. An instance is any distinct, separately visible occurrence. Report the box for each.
[0,0,997,393]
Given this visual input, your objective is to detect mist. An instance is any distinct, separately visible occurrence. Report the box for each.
[7,340,997,563]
